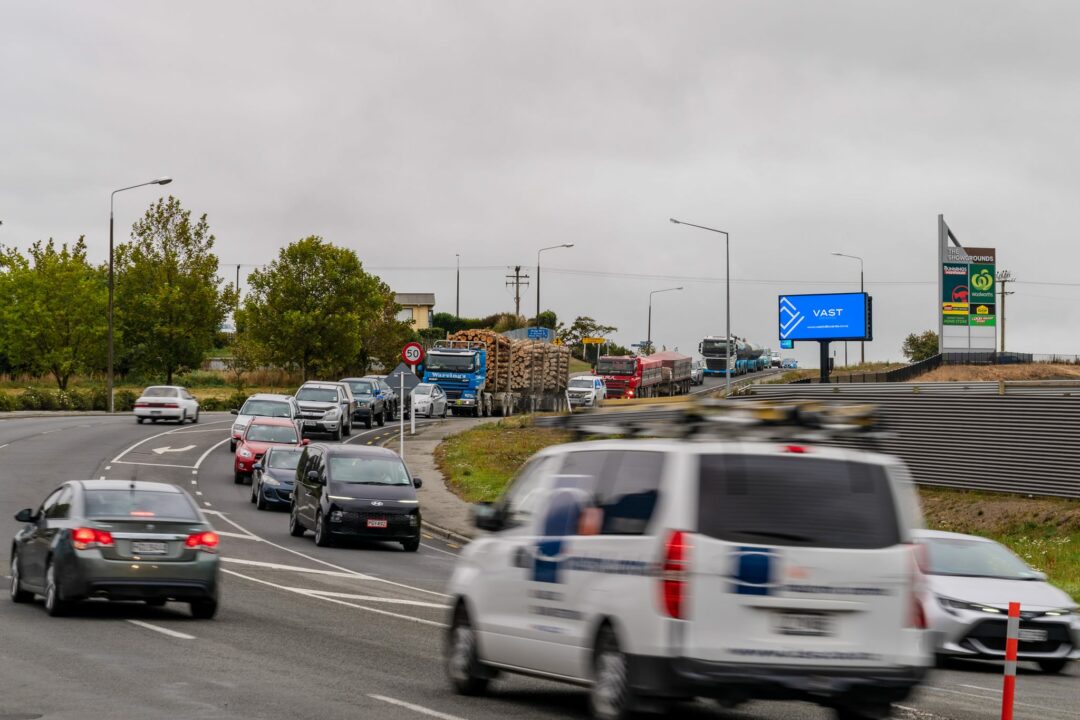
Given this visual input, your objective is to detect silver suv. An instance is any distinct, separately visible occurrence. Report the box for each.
[294,382,355,441]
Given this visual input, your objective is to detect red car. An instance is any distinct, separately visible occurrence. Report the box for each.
[234,417,306,485]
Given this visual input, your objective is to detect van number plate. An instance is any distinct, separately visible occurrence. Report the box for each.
[775,613,834,637]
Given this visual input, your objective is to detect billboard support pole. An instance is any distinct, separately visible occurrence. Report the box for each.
[819,341,831,384]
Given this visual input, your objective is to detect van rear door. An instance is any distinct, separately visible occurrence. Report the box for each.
[684,448,916,668]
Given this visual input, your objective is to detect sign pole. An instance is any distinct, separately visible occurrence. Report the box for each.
[399,371,405,456]
[819,340,831,384]
[410,364,416,435]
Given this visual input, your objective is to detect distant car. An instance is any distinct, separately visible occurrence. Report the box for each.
[567,376,606,408]
[295,382,353,440]
[410,383,448,418]
[365,376,400,421]
[690,361,705,386]
[134,386,200,424]
[230,393,301,452]
[234,416,307,485]
[289,444,422,552]
[915,529,1080,674]
[10,480,220,618]
[251,445,304,511]
[781,358,799,369]
[770,351,782,368]
[341,378,387,429]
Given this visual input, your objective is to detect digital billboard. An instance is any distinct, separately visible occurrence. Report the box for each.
[778,292,871,342]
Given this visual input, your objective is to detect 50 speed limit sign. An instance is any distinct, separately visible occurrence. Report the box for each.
[401,342,425,366]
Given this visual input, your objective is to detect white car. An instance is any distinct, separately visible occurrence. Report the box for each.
[230,393,301,452]
[134,386,200,424]
[446,441,932,720]
[411,383,447,418]
[567,376,606,408]
[915,529,1079,673]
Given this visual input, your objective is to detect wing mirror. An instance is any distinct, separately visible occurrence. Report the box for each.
[14,508,35,523]
[306,470,324,485]
[1032,570,1049,581]
[230,409,239,415]
[412,477,423,489]
[253,463,263,472]
[302,438,311,446]
[471,502,504,532]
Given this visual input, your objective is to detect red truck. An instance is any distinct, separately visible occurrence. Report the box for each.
[595,355,663,399]
[648,351,693,396]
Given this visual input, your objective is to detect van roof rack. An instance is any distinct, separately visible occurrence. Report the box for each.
[535,398,881,442]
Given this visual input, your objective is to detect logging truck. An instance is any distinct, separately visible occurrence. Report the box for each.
[422,332,570,416]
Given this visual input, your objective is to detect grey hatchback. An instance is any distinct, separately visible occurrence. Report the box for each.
[10,480,220,618]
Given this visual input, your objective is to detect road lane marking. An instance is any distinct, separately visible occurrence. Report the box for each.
[289,588,447,608]
[367,695,466,720]
[114,460,197,469]
[215,530,259,540]
[208,514,448,597]
[222,557,379,577]
[923,685,1072,714]
[111,420,231,463]
[152,444,197,455]
[192,437,232,471]
[420,543,458,558]
[0,443,8,450]
[223,569,446,627]
[170,428,233,434]
[127,620,195,640]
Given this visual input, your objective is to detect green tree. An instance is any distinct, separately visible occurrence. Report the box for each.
[115,197,234,383]
[0,238,108,389]
[239,236,384,380]
[901,330,939,362]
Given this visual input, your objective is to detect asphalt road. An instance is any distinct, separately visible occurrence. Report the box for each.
[1,413,1077,720]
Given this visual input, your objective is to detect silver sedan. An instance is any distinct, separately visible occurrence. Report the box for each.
[915,529,1079,673]
[410,383,447,418]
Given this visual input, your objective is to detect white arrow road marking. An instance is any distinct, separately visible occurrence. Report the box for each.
[152,444,197,455]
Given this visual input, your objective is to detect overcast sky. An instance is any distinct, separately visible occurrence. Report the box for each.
[4,1,1080,367]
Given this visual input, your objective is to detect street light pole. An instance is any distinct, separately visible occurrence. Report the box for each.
[647,287,683,353]
[455,254,460,318]
[535,243,574,330]
[831,252,865,365]
[108,177,173,413]
[670,219,731,396]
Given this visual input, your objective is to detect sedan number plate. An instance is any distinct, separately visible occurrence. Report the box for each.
[366,519,388,529]
[775,612,834,637]
[1019,628,1048,642]
[132,541,168,555]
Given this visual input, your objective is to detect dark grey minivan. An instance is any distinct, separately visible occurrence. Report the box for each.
[288,444,422,551]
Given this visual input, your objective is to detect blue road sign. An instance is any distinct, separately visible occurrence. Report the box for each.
[528,327,551,340]
[778,292,871,342]
[780,339,794,349]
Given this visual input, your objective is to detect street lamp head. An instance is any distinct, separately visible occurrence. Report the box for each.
[669,218,680,224]
[562,243,574,248]
[831,252,844,256]
[155,177,173,186]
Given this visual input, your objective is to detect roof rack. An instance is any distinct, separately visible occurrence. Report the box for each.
[535,397,882,443]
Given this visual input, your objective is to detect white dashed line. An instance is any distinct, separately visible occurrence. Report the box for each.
[0,443,8,450]
[203,501,212,507]
[195,491,203,496]
[367,695,466,720]
[126,620,195,640]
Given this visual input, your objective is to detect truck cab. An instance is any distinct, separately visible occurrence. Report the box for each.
[423,342,488,416]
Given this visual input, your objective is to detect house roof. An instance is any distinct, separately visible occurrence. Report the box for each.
[395,293,436,307]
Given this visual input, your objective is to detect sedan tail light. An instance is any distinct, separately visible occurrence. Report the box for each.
[161,403,179,409]
[185,531,220,552]
[72,527,115,550]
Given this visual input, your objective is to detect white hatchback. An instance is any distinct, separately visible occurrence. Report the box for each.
[133,385,200,424]
[445,440,934,720]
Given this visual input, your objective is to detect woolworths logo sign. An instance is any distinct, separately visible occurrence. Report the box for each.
[969,265,995,301]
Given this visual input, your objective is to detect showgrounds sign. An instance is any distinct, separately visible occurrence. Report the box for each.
[938,215,997,353]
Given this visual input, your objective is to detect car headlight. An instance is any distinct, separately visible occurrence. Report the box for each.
[262,476,280,486]
[325,407,340,418]
[239,448,255,459]
[1043,607,1078,617]
[232,423,246,434]
[937,595,1004,615]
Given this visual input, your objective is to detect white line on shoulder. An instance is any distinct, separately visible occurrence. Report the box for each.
[127,619,195,640]
[367,695,466,720]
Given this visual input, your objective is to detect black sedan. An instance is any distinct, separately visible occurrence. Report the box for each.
[10,480,220,618]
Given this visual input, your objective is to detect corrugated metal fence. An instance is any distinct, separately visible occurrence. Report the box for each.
[739,383,1080,498]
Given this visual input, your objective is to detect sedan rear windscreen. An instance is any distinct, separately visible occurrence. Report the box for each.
[85,490,199,521]
[697,454,900,549]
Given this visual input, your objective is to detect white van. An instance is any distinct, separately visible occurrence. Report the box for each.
[445,439,933,720]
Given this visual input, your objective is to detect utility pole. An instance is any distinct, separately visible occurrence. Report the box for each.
[505,265,530,318]
[455,254,460,318]
[997,270,1015,352]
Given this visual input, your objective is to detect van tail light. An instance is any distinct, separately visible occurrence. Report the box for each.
[185,531,220,552]
[660,530,690,619]
[72,527,115,551]
[907,543,928,629]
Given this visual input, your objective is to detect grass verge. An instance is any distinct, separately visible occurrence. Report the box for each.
[434,416,571,503]
[434,423,1080,601]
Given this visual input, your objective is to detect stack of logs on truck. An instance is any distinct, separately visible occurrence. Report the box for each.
[594,351,693,399]
[433,329,570,415]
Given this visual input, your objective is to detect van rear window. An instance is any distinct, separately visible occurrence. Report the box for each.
[697,454,900,549]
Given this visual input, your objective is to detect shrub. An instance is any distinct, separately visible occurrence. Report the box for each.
[175,370,227,387]
[0,394,14,411]
[19,387,56,411]
[114,390,139,412]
